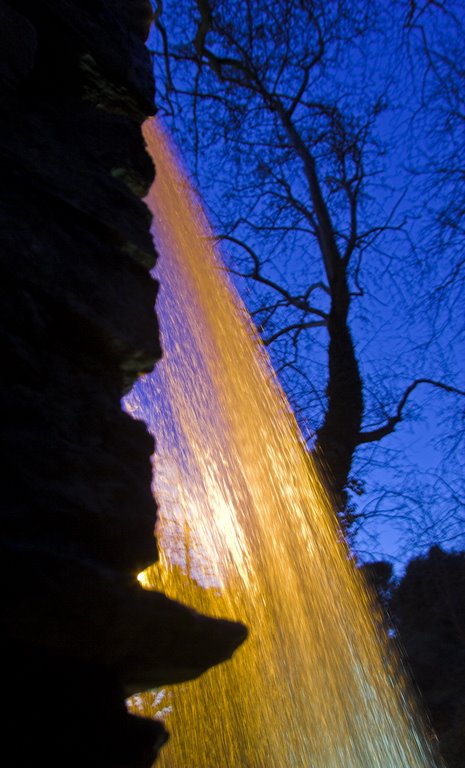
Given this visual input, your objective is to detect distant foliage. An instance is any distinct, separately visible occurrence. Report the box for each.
[363,547,465,768]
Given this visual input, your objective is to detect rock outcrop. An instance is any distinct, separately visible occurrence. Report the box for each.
[0,1,247,766]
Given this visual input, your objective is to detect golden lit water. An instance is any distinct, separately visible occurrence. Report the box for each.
[124,118,442,767]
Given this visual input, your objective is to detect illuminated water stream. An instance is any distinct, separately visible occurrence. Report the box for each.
[124,119,442,767]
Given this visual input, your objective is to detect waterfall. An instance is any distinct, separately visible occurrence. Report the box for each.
[124,118,441,767]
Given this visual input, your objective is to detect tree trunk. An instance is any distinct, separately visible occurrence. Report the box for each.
[313,261,363,527]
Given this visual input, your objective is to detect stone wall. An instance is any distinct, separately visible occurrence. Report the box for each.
[0,2,246,766]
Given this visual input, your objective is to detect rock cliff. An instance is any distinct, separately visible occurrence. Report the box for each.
[0,1,246,765]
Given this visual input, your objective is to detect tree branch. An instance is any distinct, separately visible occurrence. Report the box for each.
[217,234,328,318]
[272,101,341,284]
[357,378,465,444]
[263,320,327,346]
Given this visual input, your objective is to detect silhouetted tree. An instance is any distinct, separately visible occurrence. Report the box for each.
[149,0,464,548]
[390,547,465,768]
[360,559,396,614]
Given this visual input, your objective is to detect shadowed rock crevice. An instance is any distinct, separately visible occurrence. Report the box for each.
[0,1,247,765]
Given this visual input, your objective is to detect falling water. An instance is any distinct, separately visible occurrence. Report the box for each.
[124,118,442,767]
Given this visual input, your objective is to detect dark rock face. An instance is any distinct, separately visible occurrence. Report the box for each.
[0,1,246,766]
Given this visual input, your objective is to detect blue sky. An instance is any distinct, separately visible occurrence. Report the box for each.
[144,0,464,573]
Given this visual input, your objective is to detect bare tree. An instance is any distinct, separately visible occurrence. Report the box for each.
[148,0,464,548]
[399,2,462,303]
